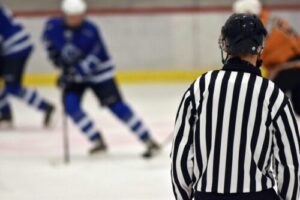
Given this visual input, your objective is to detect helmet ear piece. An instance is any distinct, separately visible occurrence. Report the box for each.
[254,42,264,54]
[219,35,230,64]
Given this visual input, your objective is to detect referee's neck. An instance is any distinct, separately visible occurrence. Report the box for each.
[238,54,258,67]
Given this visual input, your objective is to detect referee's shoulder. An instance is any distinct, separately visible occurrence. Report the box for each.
[187,70,218,108]
[189,70,219,93]
[259,76,289,118]
[261,76,288,102]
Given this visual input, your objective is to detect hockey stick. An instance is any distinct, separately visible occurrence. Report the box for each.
[62,92,70,164]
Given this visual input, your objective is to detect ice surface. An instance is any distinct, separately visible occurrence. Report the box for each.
[0,83,189,200]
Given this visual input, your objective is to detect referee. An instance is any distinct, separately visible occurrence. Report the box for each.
[171,14,300,200]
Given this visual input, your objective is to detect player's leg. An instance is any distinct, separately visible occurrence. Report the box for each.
[63,83,107,154]
[91,78,160,158]
[0,59,13,126]
[0,89,13,126]
[2,55,55,127]
[108,101,161,158]
[108,101,150,140]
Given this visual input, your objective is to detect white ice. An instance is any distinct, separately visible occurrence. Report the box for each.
[0,83,189,200]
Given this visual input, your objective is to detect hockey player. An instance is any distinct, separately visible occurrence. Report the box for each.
[233,0,300,116]
[42,0,160,157]
[0,5,55,127]
[172,13,300,200]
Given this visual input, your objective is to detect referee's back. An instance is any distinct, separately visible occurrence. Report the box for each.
[171,14,300,200]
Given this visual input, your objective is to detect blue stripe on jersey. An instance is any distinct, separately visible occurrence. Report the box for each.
[89,68,115,83]
[0,6,33,57]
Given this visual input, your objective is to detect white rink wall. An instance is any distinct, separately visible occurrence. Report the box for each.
[19,11,300,73]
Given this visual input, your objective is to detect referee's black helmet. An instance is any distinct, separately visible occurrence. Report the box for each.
[220,13,267,56]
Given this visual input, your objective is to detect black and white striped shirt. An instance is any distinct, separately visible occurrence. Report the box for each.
[171,58,300,200]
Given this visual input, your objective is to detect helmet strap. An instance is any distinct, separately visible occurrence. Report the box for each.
[256,56,263,68]
[221,49,229,64]
[255,47,264,68]
[254,51,262,68]
[219,37,230,64]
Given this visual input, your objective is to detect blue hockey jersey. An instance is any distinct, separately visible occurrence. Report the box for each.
[0,6,33,58]
[42,17,115,83]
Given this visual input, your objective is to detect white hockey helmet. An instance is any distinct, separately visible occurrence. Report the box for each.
[61,0,87,15]
[233,0,262,16]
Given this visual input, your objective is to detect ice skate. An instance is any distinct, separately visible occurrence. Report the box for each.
[89,139,108,155]
[142,138,161,158]
[0,113,13,129]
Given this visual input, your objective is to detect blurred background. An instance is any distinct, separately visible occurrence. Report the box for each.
[0,1,299,200]
[1,0,300,85]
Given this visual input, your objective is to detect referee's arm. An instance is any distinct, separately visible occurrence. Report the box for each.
[171,89,195,200]
[273,101,300,200]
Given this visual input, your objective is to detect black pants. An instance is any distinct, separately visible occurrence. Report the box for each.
[0,55,29,85]
[63,78,123,107]
[194,189,280,200]
[273,68,300,115]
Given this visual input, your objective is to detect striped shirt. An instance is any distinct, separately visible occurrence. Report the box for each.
[171,58,300,200]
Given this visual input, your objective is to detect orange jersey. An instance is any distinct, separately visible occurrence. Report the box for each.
[260,10,300,69]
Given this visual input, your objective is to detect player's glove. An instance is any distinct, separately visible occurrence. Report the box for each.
[57,68,79,89]
[49,52,68,69]
[73,63,88,77]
